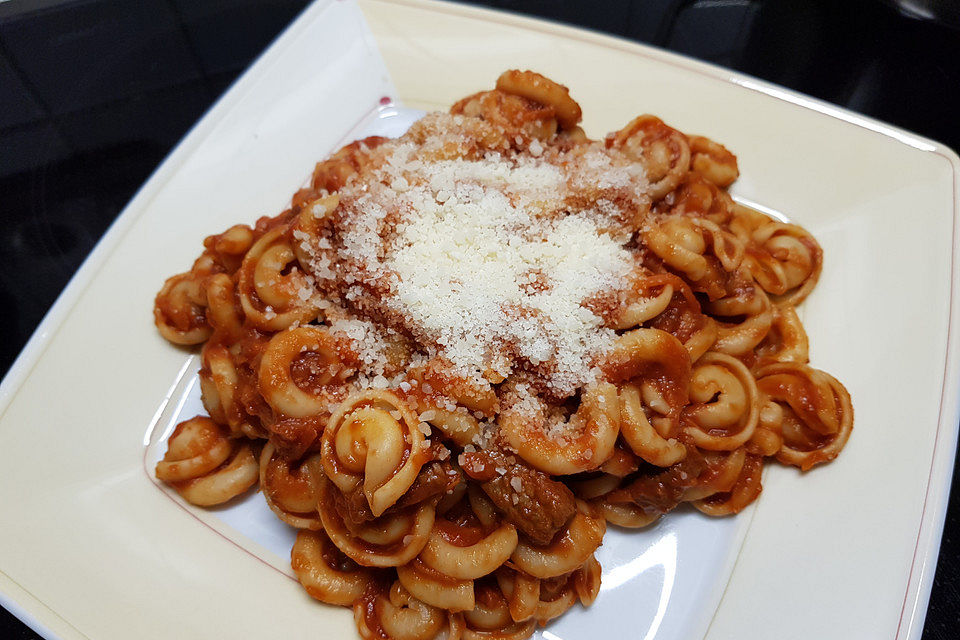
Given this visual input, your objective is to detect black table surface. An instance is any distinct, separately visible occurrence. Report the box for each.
[0,0,958,637]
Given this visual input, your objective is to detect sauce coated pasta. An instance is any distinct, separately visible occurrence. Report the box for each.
[154,70,852,639]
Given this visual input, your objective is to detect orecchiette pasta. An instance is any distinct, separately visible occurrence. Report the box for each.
[153,70,851,640]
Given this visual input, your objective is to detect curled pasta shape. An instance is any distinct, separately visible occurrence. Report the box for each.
[745,221,823,306]
[611,272,675,330]
[756,363,853,470]
[681,448,747,501]
[397,556,475,612]
[450,90,557,147]
[312,138,384,193]
[712,292,774,357]
[322,390,427,517]
[683,352,759,451]
[495,568,540,623]
[600,446,640,477]
[423,408,481,448]
[619,384,687,466]
[154,272,211,345]
[198,344,232,427]
[570,473,621,501]
[645,217,743,282]
[693,219,745,274]
[461,582,537,640]
[534,573,578,625]
[693,454,763,516]
[596,498,660,528]
[728,202,770,242]
[420,520,518,580]
[206,223,254,261]
[199,343,260,438]
[354,582,447,640]
[645,218,707,281]
[292,193,340,269]
[705,276,768,317]
[684,315,719,363]
[291,529,377,606]
[574,554,602,607]
[663,173,736,224]
[314,472,436,567]
[747,399,785,456]
[499,382,619,475]
[155,416,232,483]
[495,69,582,130]
[511,502,605,578]
[754,304,809,367]
[237,226,319,330]
[260,443,321,529]
[174,445,259,506]
[415,360,499,416]
[643,282,718,362]
[259,325,354,418]
[604,328,691,420]
[688,135,739,188]
[156,416,259,506]
[204,273,244,342]
[607,115,691,199]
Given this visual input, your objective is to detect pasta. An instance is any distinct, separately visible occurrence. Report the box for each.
[153,70,852,638]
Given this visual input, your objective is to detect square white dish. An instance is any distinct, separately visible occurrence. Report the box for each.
[1,1,958,639]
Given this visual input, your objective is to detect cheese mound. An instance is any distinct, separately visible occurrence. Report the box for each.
[296,112,650,397]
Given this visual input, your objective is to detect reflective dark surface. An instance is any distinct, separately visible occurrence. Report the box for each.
[0,0,958,637]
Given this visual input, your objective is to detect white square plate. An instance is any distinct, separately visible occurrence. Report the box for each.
[1,1,957,639]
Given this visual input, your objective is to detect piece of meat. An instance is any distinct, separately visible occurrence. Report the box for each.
[461,450,577,546]
[332,484,376,532]
[396,460,463,509]
[605,449,705,513]
[268,417,323,460]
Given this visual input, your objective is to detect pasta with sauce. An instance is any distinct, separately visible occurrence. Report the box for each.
[153,70,852,639]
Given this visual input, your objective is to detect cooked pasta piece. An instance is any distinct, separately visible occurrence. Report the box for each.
[291,529,379,606]
[156,416,259,506]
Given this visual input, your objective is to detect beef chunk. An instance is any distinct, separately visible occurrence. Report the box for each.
[461,450,576,546]
[606,449,705,513]
[397,460,463,509]
[332,484,376,531]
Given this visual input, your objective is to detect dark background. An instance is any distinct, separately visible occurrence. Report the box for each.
[0,0,957,637]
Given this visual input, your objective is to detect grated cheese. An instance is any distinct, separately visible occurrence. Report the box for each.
[297,112,650,399]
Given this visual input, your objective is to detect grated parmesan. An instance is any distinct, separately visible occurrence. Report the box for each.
[296,112,650,398]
